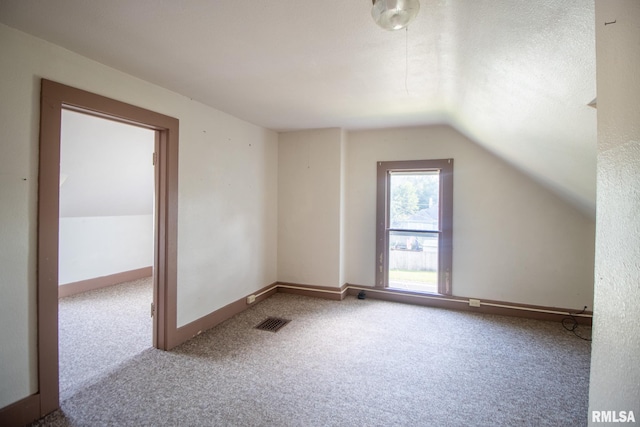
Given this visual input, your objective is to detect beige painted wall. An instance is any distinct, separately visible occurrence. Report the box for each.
[278,129,344,287]
[0,23,278,408]
[344,125,595,309]
[589,0,640,421]
[277,125,595,309]
[58,215,153,285]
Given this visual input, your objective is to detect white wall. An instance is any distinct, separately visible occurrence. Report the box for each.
[0,23,278,409]
[344,126,595,309]
[278,129,344,287]
[276,124,595,309]
[176,109,277,327]
[589,0,640,420]
[59,215,153,284]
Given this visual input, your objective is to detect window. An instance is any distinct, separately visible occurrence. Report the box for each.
[376,159,453,295]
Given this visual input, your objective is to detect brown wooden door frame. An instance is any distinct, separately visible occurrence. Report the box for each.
[38,79,179,416]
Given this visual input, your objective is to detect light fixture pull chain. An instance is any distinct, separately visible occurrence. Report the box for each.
[405,26,410,96]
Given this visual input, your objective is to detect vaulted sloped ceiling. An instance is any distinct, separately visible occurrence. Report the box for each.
[60,110,155,218]
[0,0,596,213]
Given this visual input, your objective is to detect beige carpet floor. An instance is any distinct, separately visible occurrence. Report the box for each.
[57,277,153,400]
[33,282,591,426]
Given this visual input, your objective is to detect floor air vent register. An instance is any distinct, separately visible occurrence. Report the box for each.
[255,317,291,333]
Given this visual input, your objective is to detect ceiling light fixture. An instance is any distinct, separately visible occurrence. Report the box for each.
[371,0,420,31]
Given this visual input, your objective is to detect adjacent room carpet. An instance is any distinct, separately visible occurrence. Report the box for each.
[58,277,153,400]
[33,287,591,426]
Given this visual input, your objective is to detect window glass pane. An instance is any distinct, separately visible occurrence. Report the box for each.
[388,231,438,293]
[389,172,439,230]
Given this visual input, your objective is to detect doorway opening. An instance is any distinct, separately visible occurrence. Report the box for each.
[38,79,179,416]
[58,109,156,399]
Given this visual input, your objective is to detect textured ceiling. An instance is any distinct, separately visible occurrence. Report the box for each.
[0,0,596,212]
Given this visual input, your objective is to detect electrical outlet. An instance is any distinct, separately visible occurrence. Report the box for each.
[247,295,256,304]
[469,298,481,307]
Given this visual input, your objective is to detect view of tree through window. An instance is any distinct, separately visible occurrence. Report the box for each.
[390,172,439,230]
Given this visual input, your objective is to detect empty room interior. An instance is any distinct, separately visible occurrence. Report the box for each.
[0,1,638,426]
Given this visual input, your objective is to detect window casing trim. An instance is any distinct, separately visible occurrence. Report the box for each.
[375,159,453,295]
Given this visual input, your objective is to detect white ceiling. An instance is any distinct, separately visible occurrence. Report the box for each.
[0,0,596,213]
